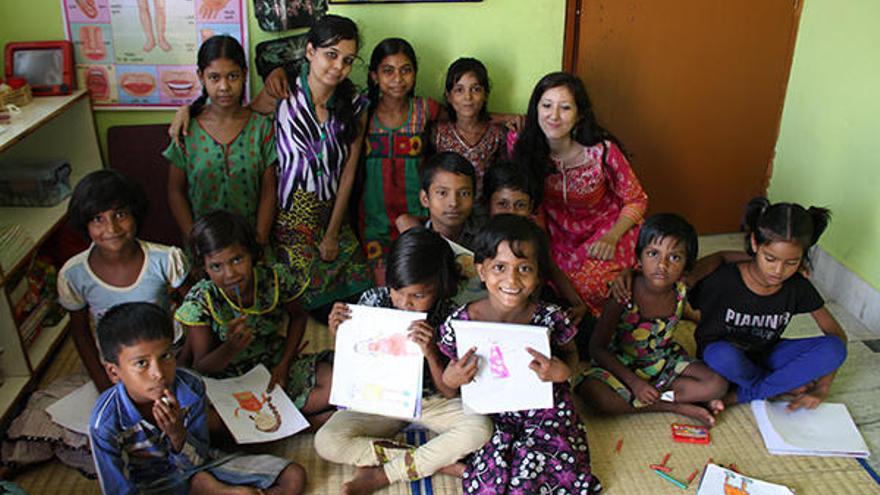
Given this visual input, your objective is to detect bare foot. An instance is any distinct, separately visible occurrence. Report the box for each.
[707,399,725,416]
[158,37,172,51]
[143,38,156,52]
[341,466,389,495]
[671,403,716,427]
[437,462,465,478]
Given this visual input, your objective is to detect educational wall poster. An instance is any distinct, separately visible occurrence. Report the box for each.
[452,319,553,414]
[330,0,479,4]
[62,0,248,108]
[329,305,425,419]
[696,464,794,495]
[204,365,309,444]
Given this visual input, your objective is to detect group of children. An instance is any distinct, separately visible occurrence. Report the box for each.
[35,12,849,495]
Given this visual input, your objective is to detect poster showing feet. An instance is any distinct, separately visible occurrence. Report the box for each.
[63,0,247,108]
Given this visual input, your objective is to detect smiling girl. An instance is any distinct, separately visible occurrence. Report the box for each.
[513,72,648,318]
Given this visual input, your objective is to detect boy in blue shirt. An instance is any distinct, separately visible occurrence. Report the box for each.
[89,302,305,494]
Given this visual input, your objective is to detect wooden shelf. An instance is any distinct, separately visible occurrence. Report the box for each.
[0,91,89,154]
[0,377,29,425]
[27,313,70,373]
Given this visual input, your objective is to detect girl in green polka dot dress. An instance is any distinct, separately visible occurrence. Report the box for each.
[575,213,728,427]
[165,35,278,247]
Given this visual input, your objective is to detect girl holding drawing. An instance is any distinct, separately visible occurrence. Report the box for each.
[174,210,336,429]
[437,214,602,495]
[317,227,493,495]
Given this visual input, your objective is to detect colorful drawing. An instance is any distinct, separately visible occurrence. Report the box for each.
[232,391,281,432]
[724,474,752,495]
[355,332,419,357]
[488,343,510,379]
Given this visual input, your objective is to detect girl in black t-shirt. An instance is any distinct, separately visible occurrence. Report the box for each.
[690,198,847,411]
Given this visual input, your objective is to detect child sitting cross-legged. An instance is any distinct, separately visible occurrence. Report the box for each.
[90,302,305,495]
[316,227,492,495]
[575,214,728,426]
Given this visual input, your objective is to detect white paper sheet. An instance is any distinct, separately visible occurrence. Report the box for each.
[696,463,795,495]
[204,365,309,444]
[329,305,425,419]
[452,319,553,414]
[751,400,869,458]
[45,381,99,435]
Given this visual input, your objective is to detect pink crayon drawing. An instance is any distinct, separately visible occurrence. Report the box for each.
[489,344,510,378]
[355,333,418,357]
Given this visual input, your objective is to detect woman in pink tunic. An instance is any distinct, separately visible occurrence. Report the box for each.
[513,72,648,316]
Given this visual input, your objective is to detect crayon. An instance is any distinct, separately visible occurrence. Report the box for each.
[615,438,623,454]
[686,469,699,484]
[652,469,687,490]
[650,464,672,473]
[660,452,671,466]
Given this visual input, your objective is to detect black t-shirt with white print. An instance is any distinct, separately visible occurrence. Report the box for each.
[690,263,824,355]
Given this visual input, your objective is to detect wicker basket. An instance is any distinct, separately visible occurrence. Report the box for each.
[0,84,33,107]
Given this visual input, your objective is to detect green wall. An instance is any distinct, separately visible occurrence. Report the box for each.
[769,0,880,290]
[0,0,565,162]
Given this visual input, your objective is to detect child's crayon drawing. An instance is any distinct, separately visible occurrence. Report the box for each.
[488,343,511,379]
[232,391,281,433]
[723,474,752,495]
[354,333,419,357]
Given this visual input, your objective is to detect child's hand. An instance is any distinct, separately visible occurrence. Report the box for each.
[443,347,479,389]
[226,316,254,352]
[153,389,186,452]
[168,105,191,147]
[587,233,619,261]
[408,320,438,357]
[267,359,292,393]
[264,67,290,100]
[607,268,635,306]
[568,304,588,326]
[328,303,351,336]
[630,380,660,405]
[394,214,421,234]
[526,347,571,383]
[319,234,340,262]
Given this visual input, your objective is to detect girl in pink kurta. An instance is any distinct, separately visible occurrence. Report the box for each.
[514,72,648,316]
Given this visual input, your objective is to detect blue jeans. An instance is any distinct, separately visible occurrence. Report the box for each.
[703,336,846,403]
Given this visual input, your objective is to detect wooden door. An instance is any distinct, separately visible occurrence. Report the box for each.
[564,0,802,233]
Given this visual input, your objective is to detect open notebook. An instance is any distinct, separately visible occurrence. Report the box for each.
[751,400,870,458]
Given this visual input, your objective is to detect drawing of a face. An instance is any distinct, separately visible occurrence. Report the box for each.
[160,70,201,100]
[80,25,106,61]
[86,66,110,100]
[120,72,157,97]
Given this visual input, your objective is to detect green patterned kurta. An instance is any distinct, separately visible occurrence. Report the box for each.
[163,111,277,229]
[175,263,330,408]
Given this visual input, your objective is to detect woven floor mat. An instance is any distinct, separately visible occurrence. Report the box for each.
[583,402,880,494]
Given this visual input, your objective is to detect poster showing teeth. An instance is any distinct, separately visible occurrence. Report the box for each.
[62,0,247,108]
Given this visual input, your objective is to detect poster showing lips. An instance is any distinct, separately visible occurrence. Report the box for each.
[63,0,247,108]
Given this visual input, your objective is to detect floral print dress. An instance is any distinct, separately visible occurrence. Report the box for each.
[437,302,602,495]
[581,280,693,407]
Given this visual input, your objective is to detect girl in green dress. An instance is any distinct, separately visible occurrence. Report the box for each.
[175,210,335,428]
[165,35,278,248]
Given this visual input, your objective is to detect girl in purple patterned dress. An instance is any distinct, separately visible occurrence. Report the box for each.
[437,214,601,495]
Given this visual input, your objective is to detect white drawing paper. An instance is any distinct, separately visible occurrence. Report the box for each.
[46,381,100,435]
[452,319,553,414]
[329,305,425,419]
[696,463,795,495]
[751,400,869,458]
[204,365,308,444]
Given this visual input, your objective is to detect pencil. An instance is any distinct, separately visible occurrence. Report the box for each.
[652,469,687,490]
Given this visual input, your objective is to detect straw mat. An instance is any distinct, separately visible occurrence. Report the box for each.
[11,320,879,494]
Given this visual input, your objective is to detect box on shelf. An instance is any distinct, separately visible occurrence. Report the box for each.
[0,159,71,206]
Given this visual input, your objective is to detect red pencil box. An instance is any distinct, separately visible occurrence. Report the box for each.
[671,423,710,444]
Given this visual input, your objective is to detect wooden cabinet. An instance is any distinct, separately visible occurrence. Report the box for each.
[0,90,102,423]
